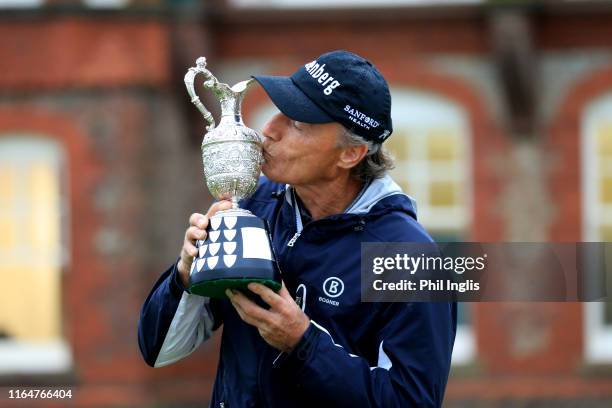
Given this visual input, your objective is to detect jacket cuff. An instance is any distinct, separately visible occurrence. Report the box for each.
[169,259,190,297]
[273,321,319,372]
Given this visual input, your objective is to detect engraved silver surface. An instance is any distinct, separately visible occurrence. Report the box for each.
[184,57,263,209]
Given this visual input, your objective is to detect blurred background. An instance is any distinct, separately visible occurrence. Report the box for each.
[1,0,612,406]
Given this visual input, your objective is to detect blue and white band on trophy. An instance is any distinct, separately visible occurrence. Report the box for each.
[189,211,281,298]
[184,57,282,298]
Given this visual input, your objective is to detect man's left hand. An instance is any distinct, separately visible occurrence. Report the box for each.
[226,283,310,353]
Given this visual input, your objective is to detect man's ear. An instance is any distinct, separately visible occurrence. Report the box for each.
[338,144,369,170]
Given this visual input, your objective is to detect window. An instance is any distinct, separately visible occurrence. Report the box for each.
[0,137,71,374]
[582,92,612,363]
[386,90,472,235]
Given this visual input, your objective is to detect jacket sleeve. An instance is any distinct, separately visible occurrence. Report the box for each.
[274,301,456,407]
[137,261,223,367]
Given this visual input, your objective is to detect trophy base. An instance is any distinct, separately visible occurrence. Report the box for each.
[188,208,282,299]
[190,277,282,299]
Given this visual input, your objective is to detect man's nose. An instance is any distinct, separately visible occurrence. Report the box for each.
[262,113,285,141]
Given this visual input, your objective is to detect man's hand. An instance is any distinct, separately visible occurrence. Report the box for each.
[226,283,310,353]
[177,200,233,288]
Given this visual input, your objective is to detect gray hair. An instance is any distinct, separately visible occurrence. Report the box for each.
[337,127,395,182]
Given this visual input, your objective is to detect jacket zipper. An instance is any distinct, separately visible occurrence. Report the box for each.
[287,232,301,247]
[287,189,304,248]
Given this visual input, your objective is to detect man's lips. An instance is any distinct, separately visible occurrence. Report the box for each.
[262,148,272,164]
[262,143,273,163]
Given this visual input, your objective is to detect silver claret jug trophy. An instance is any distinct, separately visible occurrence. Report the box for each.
[184,57,281,298]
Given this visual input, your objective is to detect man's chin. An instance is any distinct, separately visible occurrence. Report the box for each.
[261,167,286,184]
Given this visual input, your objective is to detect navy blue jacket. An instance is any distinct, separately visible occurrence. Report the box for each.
[138,175,456,407]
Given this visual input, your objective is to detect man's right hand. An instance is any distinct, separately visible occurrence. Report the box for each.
[177,200,233,288]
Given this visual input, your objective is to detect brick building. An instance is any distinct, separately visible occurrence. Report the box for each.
[0,0,612,406]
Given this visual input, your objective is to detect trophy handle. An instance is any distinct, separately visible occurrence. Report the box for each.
[184,57,220,131]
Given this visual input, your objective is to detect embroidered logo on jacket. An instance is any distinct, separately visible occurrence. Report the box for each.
[323,277,344,298]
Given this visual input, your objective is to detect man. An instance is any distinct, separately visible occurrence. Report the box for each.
[138,50,456,407]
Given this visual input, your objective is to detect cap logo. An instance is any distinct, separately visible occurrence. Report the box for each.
[344,104,380,130]
[378,130,391,140]
[304,60,341,96]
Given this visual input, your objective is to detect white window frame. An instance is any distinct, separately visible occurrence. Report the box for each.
[582,92,612,363]
[83,0,130,9]
[451,325,475,365]
[0,136,72,374]
[0,340,72,375]
[0,0,43,8]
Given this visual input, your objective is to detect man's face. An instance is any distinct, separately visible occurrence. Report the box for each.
[261,112,345,186]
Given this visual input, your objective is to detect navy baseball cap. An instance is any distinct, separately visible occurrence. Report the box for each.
[253,50,393,143]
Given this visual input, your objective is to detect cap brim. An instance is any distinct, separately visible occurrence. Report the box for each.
[252,75,333,124]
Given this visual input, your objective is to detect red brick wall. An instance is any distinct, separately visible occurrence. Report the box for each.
[214,14,489,60]
[0,17,169,91]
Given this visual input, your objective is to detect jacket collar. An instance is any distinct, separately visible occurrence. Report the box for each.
[285,174,417,218]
